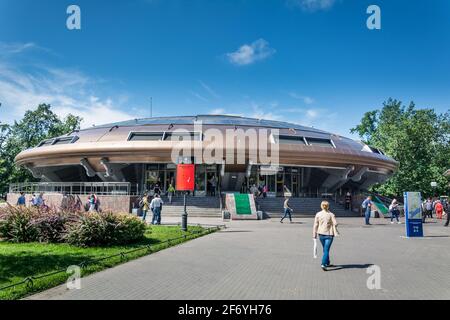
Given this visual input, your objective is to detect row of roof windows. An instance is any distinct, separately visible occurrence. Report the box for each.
[36,132,385,155]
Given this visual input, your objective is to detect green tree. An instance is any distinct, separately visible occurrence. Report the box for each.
[351,98,450,198]
[0,104,82,194]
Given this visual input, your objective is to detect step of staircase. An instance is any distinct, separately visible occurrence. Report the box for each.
[256,197,358,217]
[157,196,222,217]
[145,196,358,218]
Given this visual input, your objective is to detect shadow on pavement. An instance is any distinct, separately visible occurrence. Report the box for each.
[327,264,373,271]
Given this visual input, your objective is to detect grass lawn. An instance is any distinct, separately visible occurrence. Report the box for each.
[0,225,214,300]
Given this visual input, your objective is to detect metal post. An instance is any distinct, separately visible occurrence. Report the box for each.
[182,191,188,231]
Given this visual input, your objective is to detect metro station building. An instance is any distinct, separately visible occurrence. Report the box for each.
[12,115,398,200]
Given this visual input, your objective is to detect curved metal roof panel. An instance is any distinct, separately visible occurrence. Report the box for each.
[86,115,329,134]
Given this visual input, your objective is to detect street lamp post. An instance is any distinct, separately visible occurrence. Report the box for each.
[182,191,188,232]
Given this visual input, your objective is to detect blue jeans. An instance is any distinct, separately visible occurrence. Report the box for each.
[364,207,371,225]
[142,209,148,221]
[390,210,400,222]
[319,235,334,266]
[281,208,292,222]
[152,207,161,225]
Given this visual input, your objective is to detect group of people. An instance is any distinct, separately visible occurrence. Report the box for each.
[287,193,450,272]
[361,195,402,225]
[149,182,176,204]
[422,197,449,225]
[140,193,164,225]
[249,184,268,199]
[86,194,100,212]
[16,192,47,208]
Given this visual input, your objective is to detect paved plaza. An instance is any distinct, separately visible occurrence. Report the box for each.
[29,216,450,300]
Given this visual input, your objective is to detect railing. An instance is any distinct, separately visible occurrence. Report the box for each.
[0,224,225,296]
[9,182,131,196]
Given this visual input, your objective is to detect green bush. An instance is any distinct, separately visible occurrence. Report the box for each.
[0,205,39,243]
[0,205,146,247]
[66,212,146,247]
[33,212,73,243]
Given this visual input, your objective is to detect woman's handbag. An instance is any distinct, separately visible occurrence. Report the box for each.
[313,239,318,259]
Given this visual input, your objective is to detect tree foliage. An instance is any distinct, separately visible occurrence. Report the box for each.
[0,104,82,194]
[351,98,450,197]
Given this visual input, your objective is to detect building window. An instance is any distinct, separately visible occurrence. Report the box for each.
[305,137,335,148]
[128,132,164,141]
[38,136,79,147]
[274,135,306,145]
[164,132,202,141]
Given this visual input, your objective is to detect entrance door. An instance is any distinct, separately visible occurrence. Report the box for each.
[165,170,175,194]
[276,172,284,196]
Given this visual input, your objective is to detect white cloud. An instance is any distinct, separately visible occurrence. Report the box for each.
[199,81,220,98]
[189,90,209,102]
[249,102,283,121]
[289,92,315,105]
[287,0,336,12]
[0,42,37,55]
[226,39,276,66]
[0,62,136,128]
[209,108,226,115]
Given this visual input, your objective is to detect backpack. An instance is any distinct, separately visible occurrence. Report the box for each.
[362,200,367,209]
[139,199,144,208]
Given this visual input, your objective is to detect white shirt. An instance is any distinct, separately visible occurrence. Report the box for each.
[150,197,164,210]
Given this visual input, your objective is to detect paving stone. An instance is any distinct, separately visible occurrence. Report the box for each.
[28,217,450,300]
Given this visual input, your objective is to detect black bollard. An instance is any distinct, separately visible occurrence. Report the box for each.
[181,192,188,232]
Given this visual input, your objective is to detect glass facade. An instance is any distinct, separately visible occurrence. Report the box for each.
[143,163,337,198]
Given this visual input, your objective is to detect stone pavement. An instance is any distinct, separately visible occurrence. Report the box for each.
[29,216,450,300]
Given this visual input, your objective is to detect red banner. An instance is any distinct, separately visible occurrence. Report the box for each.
[176,164,195,191]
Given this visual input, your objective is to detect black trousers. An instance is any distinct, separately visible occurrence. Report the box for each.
[445,212,449,227]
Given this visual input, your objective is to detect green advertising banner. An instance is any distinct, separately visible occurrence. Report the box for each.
[234,194,252,215]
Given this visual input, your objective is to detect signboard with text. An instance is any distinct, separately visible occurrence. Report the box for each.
[404,192,424,238]
[176,164,195,191]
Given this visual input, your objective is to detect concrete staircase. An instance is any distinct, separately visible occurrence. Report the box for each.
[159,196,222,217]
[255,197,358,218]
[156,196,357,219]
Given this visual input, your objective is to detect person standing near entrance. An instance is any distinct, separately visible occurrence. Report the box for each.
[313,201,339,271]
[280,197,293,223]
[154,183,161,196]
[262,185,268,198]
[210,176,217,196]
[167,184,175,204]
[361,196,373,225]
[150,194,164,225]
[344,192,352,210]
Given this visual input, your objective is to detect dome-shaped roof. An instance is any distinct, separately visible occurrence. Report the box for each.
[87,115,329,135]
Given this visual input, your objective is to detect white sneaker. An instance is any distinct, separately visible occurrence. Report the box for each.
[397,222,402,224]
[391,221,394,224]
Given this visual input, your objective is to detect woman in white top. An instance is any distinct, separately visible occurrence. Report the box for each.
[389,199,401,224]
[313,201,339,271]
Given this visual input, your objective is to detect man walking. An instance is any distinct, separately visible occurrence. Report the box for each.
[362,196,373,225]
[167,184,175,204]
[150,194,164,225]
[280,197,293,223]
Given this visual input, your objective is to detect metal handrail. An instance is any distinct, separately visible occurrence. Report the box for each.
[9,182,131,196]
[0,224,225,294]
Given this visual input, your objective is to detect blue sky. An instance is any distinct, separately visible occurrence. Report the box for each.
[0,0,449,138]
